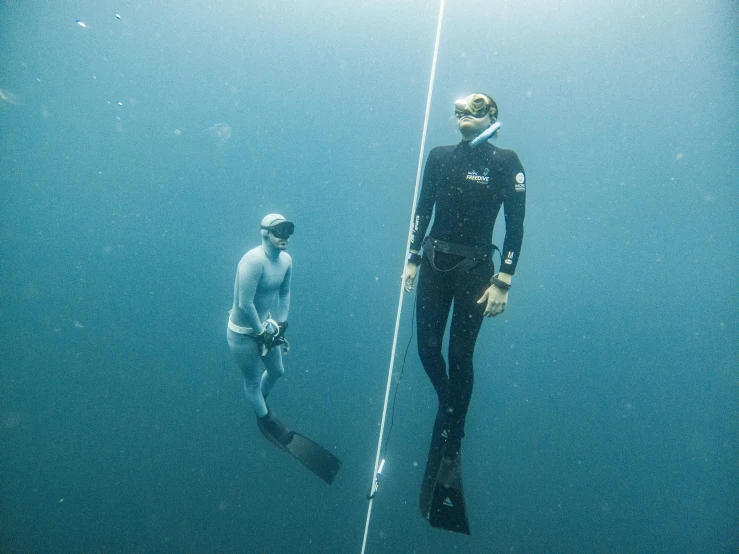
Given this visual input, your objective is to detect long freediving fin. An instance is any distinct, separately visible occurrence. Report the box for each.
[257,412,342,485]
[429,452,470,535]
[420,405,449,518]
[419,405,471,534]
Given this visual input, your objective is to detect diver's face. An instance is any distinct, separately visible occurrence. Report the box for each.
[457,112,492,137]
[268,231,289,250]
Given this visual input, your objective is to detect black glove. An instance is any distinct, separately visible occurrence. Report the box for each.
[266,321,288,348]
[253,330,270,347]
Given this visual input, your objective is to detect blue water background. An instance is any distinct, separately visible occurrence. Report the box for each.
[1,1,737,552]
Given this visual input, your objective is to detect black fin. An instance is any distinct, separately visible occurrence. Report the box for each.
[428,452,470,535]
[257,413,342,485]
[420,405,449,518]
[420,405,470,534]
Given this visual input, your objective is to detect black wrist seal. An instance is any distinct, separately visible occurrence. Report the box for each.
[489,274,511,291]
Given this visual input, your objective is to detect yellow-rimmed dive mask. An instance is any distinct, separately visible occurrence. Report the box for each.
[454,93,498,120]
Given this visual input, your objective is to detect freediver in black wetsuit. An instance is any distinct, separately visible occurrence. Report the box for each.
[403,93,526,533]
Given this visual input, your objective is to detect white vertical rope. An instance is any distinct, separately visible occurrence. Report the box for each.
[360,1,446,552]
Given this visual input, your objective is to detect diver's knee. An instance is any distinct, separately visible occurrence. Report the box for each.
[418,336,442,357]
[243,379,262,398]
[448,338,475,360]
[266,360,285,376]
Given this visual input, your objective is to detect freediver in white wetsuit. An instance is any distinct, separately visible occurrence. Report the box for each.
[227,213,293,420]
[227,214,341,484]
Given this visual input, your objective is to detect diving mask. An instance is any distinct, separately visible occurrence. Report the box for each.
[262,221,295,239]
[454,94,498,120]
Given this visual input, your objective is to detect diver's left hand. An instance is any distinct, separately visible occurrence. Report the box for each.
[477,284,509,317]
[268,321,288,347]
[262,321,287,349]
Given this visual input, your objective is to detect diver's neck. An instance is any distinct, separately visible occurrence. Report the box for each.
[262,243,281,260]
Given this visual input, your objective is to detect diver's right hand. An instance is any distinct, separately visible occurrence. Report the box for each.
[254,323,278,356]
[402,263,418,292]
[253,330,270,347]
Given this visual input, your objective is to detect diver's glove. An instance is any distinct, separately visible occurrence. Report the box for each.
[255,320,289,354]
[253,329,270,351]
[266,321,288,349]
[254,320,277,356]
[273,321,288,345]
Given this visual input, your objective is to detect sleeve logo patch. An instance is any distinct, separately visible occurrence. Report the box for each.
[514,172,526,192]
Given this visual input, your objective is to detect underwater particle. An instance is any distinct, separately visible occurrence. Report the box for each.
[76,20,87,28]
[203,122,232,146]
[115,13,121,19]
[173,129,182,135]
[0,88,20,105]
[117,101,123,106]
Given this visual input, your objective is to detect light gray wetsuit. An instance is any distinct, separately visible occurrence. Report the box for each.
[227,235,291,417]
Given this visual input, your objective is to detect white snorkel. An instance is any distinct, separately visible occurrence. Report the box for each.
[469,120,501,149]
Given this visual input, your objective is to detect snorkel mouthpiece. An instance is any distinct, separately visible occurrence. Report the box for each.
[470,121,501,148]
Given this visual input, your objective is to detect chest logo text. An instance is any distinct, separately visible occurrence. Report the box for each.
[465,170,489,183]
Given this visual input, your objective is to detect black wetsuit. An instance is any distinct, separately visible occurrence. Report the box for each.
[411,140,526,449]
